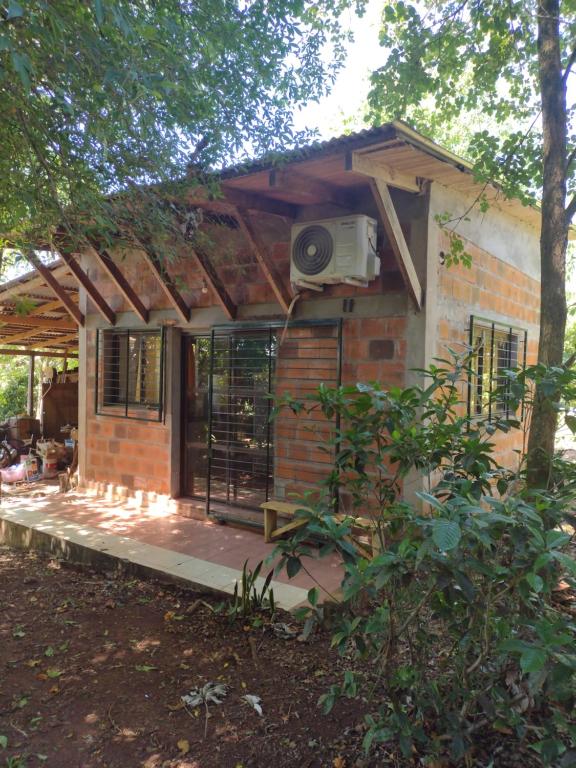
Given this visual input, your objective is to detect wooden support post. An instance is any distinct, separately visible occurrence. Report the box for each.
[57,250,116,325]
[368,178,423,309]
[234,207,292,314]
[89,245,150,323]
[25,252,85,326]
[27,353,35,416]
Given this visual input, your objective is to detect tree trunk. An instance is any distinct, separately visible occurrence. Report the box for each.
[526,0,568,487]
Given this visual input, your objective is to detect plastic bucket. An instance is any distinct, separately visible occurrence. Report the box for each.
[43,457,58,478]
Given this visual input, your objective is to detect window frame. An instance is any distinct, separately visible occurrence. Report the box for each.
[95,327,165,422]
[467,315,527,421]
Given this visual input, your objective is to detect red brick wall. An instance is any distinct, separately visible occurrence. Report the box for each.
[272,315,408,502]
[84,329,171,495]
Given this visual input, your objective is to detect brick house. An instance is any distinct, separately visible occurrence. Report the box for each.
[71,122,541,523]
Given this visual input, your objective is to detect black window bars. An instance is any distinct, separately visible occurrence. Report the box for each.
[467,315,527,420]
[95,328,165,421]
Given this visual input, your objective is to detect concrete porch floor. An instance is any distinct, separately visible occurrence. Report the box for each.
[0,482,343,611]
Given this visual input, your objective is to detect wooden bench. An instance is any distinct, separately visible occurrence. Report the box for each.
[261,500,382,557]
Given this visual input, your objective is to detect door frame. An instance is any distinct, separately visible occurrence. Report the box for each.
[179,318,343,519]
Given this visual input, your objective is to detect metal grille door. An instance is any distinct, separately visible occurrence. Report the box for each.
[207,328,276,509]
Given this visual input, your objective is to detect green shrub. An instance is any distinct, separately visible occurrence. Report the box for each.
[273,355,576,764]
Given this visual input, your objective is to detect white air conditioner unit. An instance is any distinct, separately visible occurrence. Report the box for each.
[290,215,380,290]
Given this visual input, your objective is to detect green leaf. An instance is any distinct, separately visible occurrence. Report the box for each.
[520,647,546,673]
[93,0,104,26]
[46,667,63,678]
[307,587,318,607]
[7,0,24,19]
[526,573,544,593]
[286,556,302,579]
[546,530,570,549]
[135,664,158,672]
[0,735,7,749]
[11,51,31,90]
[416,491,445,512]
[432,519,461,551]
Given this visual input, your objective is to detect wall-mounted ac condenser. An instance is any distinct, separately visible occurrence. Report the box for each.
[290,215,379,289]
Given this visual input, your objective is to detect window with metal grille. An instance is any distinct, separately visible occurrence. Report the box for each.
[96,328,164,421]
[467,316,527,419]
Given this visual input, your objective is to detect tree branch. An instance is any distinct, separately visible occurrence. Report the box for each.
[566,145,576,173]
[563,44,576,82]
[565,192,576,222]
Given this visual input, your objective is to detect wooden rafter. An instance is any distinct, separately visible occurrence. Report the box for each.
[191,247,236,320]
[134,237,191,323]
[0,328,40,345]
[0,314,77,331]
[25,332,78,350]
[368,178,423,310]
[233,207,292,314]
[30,296,77,316]
[57,250,116,325]
[88,244,149,324]
[170,208,236,320]
[25,252,85,326]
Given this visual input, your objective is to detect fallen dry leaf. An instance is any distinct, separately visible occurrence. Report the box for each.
[333,757,346,768]
[177,738,190,754]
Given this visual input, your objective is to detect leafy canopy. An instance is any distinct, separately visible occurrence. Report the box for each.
[368,1,576,204]
[0,0,362,250]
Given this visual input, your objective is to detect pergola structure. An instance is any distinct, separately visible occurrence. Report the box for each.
[0,259,79,417]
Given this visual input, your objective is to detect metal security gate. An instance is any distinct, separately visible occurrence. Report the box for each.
[207,328,276,509]
[181,321,341,519]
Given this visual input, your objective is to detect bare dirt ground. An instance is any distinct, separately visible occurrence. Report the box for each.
[0,547,372,768]
[0,545,561,768]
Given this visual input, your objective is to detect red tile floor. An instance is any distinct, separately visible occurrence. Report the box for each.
[0,481,343,597]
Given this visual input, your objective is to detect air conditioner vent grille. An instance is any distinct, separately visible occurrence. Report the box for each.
[292,225,333,275]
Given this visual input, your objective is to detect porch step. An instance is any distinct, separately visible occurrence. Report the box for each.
[0,505,310,611]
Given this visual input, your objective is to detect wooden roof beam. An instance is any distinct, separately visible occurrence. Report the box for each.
[233,207,292,314]
[0,314,77,331]
[25,252,84,326]
[346,151,421,194]
[88,244,149,324]
[368,177,423,310]
[268,169,353,209]
[0,348,77,359]
[134,238,191,323]
[57,249,116,325]
[189,186,298,219]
